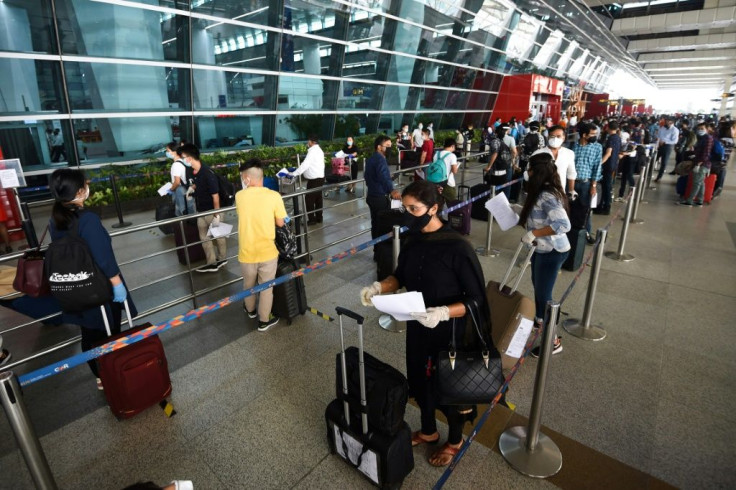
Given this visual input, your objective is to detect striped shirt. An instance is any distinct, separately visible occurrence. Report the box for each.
[573,142,603,181]
[526,191,571,253]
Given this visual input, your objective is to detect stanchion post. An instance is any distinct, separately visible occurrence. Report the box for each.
[647,149,657,190]
[639,161,650,204]
[606,188,636,262]
[179,220,198,308]
[499,302,563,478]
[109,175,132,229]
[300,192,311,265]
[379,226,405,333]
[475,187,500,257]
[0,372,58,490]
[563,229,607,340]
[629,170,645,225]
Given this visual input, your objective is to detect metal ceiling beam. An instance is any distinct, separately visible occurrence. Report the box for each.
[638,48,736,63]
[628,32,736,52]
[612,6,736,37]
[643,61,736,71]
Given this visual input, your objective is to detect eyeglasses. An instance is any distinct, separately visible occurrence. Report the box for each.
[400,204,427,214]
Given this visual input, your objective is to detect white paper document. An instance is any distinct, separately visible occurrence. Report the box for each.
[334,150,346,158]
[157,182,172,196]
[276,168,290,178]
[505,316,534,359]
[0,169,20,189]
[208,222,233,238]
[371,291,425,322]
[332,424,379,484]
[590,193,598,209]
[485,192,519,231]
[390,199,403,209]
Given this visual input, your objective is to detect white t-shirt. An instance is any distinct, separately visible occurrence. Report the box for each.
[436,150,459,187]
[412,128,424,148]
[503,135,516,150]
[170,160,187,185]
[532,147,576,191]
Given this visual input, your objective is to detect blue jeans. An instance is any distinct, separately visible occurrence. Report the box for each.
[573,180,592,234]
[656,144,674,179]
[687,166,709,203]
[530,249,569,322]
[173,186,195,217]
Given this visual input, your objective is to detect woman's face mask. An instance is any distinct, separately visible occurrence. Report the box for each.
[74,185,89,203]
[548,137,564,148]
[402,208,432,232]
[166,151,175,160]
[347,139,353,146]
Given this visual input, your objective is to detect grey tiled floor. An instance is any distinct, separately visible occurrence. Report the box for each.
[1,161,735,489]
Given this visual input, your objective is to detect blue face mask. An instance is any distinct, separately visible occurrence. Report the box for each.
[347,140,353,146]
[166,151,175,160]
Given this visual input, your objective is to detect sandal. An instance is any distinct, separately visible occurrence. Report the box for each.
[429,442,461,467]
[411,431,439,447]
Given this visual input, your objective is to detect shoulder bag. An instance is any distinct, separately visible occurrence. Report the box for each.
[13,226,51,297]
[436,300,504,405]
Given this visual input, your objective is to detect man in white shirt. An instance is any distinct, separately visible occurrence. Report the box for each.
[412,123,424,148]
[655,117,679,181]
[289,135,325,224]
[532,125,577,193]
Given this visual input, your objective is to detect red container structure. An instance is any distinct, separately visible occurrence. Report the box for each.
[490,74,564,124]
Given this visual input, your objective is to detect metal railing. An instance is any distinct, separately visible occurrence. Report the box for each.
[0,149,492,372]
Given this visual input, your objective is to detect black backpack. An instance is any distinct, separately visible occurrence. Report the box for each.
[45,216,112,312]
[209,169,235,207]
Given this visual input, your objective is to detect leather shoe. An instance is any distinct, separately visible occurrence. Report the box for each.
[586,233,596,245]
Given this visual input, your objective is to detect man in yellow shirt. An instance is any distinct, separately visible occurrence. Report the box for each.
[236,159,287,332]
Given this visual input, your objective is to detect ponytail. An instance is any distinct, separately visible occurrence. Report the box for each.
[49,168,85,230]
[51,202,78,231]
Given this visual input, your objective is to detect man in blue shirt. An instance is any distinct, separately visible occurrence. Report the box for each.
[573,122,603,243]
[365,135,401,256]
[596,120,621,215]
[655,117,679,181]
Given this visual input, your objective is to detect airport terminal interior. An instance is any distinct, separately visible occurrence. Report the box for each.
[1,0,735,489]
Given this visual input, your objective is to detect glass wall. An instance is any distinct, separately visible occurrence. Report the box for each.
[0,0,632,170]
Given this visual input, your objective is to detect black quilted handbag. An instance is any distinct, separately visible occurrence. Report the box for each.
[275,222,297,259]
[436,301,504,406]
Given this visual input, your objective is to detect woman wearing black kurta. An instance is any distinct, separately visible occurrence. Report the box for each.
[49,169,137,390]
[360,181,488,467]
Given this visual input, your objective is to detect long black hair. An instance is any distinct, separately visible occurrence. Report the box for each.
[402,180,444,212]
[49,168,86,230]
[518,152,568,226]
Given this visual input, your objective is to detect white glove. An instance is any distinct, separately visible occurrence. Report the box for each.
[568,190,578,201]
[410,306,450,329]
[521,230,536,245]
[185,186,195,197]
[360,281,382,307]
[211,214,220,227]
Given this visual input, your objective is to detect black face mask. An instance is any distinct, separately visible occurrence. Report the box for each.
[403,210,433,232]
[587,136,598,144]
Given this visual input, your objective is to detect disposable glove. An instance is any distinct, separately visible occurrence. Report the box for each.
[112,283,127,303]
[567,190,578,201]
[167,190,174,196]
[521,230,536,245]
[410,306,450,329]
[185,187,195,197]
[360,281,382,307]
[211,214,221,227]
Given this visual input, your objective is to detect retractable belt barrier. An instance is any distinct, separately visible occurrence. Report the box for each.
[442,177,523,215]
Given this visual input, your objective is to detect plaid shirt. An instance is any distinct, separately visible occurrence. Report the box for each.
[694,133,713,168]
[525,191,571,253]
[573,142,603,181]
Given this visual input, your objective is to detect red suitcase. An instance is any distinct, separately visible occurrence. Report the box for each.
[684,172,717,204]
[98,301,172,419]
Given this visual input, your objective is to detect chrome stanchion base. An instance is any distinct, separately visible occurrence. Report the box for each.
[475,246,500,257]
[562,319,607,341]
[111,222,132,229]
[605,251,635,262]
[499,426,562,478]
[379,314,405,333]
[630,218,645,225]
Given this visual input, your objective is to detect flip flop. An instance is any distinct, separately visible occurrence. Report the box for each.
[429,442,461,467]
[411,431,440,447]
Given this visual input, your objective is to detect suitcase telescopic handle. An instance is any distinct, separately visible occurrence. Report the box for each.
[499,242,535,294]
[100,298,134,337]
[335,307,363,324]
[335,306,369,435]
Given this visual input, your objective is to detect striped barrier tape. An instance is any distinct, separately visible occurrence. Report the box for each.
[308,306,334,322]
[17,230,395,387]
[442,177,523,215]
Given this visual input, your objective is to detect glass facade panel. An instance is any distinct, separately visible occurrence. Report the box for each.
[66,62,189,112]
[0,59,66,115]
[0,0,56,54]
[196,115,264,151]
[192,19,273,70]
[193,70,272,111]
[56,0,189,63]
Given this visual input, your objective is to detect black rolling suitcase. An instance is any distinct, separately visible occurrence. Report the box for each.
[562,228,587,271]
[447,185,471,235]
[155,199,176,235]
[173,219,206,265]
[470,183,491,221]
[272,258,307,324]
[326,307,414,489]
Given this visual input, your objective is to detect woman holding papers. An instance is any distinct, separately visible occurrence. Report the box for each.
[360,181,488,467]
[518,152,571,357]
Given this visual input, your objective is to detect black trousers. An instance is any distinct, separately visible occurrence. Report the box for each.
[305,177,324,222]
[366,194,390,241]
[80,324,120,377]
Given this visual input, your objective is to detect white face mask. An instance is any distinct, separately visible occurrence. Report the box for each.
[548,137,564,148]
[182,157,191,167]
[418,124,423,129]
[241,178,250,189]
[523,171,530,182]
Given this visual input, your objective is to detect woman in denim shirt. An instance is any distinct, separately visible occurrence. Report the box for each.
[518,152,571,356]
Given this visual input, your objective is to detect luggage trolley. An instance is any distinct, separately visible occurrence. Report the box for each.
[324,156,353,198]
